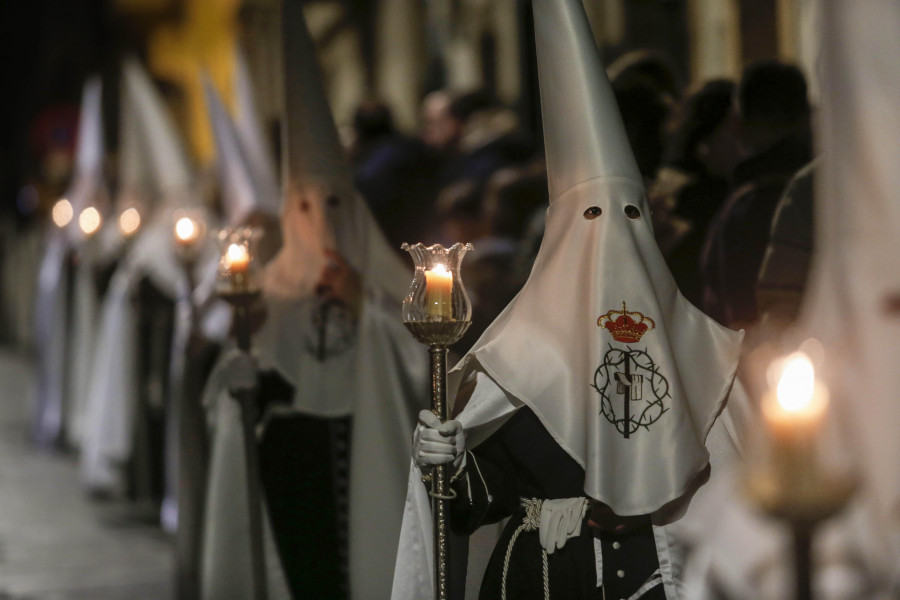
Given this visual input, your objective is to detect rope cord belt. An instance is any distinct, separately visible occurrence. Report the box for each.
[501,498,549,600]
[627,569,662,600]
[499,497,663,600]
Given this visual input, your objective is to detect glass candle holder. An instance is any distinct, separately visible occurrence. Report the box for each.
[216,227,263,295]
[401,242,473,346]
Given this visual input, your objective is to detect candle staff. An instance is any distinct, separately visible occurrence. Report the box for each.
[400,242,473,600]
[216,229,267,600]
[745,352,855,600]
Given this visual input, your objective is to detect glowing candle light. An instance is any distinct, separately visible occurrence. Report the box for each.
[52,198,74,228]
[175,216,200,245]
[225,243,250,274]
[78,206,102,236]
[761,352,829,492]
[424,263,453,318]
[118,207,142,237]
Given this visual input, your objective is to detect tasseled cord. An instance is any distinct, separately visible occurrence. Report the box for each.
[502,498,549,600]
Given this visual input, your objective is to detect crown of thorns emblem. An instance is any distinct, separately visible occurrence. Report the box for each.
[303,298,357,361]
[592,345,670,438]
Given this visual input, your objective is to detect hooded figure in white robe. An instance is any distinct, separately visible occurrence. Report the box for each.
[392,1,749,598]
[680,1,900,597]
[34,76,106,449]
[199,49,293,600]
[79,58,227,522]
[200,2,427,599]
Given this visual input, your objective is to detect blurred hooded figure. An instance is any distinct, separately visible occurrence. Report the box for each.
[33,76,107,449]
[200,2,427,598]
[195,50,287,600]
[393,0,749,598]
[681,1,900,597]
[79,58,227,530]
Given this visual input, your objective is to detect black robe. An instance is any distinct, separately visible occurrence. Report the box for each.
[450,408,666,600]
[256,371,351,599]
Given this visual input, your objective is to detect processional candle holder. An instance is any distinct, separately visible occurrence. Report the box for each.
[743,350,856,600]
[401,242,474,600]
[216,226,268,600]
[173,209,207,286]
[117,203,143,240]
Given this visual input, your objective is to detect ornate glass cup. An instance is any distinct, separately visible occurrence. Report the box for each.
[401,242,474,346]
[216,226,263,295]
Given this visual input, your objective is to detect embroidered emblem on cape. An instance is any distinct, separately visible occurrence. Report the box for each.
[594,303,669,438]
[598,302,656,343]
[303,298,357,361]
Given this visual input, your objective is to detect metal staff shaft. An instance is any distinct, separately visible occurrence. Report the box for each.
[792,523,814,600]
[231,299,268,600]
[429,345,451,600]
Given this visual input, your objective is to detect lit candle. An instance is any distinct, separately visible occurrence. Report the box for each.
[119,207,141,237]
[761,352,829,493]
[52,198,74,228]
[225,243,250,273]
[174,216,200,246]
[78,206,102,236]
[424,264,453,318]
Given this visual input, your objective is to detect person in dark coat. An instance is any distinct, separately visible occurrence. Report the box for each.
[700,61,812,328]
[650,79,742,307]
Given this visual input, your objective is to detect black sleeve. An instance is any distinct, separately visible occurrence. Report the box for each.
[257,369,295,417]
[449,407,587,535]
[449,434,521,535]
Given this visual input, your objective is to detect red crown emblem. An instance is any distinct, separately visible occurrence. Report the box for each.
[598,302,656,343]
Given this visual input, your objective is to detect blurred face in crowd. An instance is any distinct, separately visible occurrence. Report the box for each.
[698,108,743,180]
[421,91,462,151]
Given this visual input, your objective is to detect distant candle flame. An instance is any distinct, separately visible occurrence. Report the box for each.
[118,207,141,237]
[78,206,102,235]
[226,242,249,264]
[52,198,73,228]
[777,352,815,412]
[430,263,450,277]
[175,217,197,242]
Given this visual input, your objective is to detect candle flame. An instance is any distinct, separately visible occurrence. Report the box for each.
[52,198,73,228]
[78,206,102,235]
[226,243,248,263]
[175,217,197,241]
[430,263,450,277]
[777,352,815,412]
[119,207,141,237]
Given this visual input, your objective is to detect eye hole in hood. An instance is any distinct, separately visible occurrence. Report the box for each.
[624,205,641,220]
[583,206,603,220]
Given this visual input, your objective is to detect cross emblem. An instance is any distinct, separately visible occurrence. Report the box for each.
[614,355,643,439]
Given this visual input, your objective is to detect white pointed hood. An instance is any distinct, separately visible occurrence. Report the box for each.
[450,0,744,514]
[233,50,281,217]
[120,56,216,298]
[117,67,156,208]
[204,66,280,225]
[264,0,408,302]
[64,76,107,244]
[121,56,193,202]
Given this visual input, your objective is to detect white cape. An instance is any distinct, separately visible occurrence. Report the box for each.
[392,372,752,599]
[202,285,428,600]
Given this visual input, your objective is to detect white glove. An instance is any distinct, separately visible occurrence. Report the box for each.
[221,349,259,395]
[412,410,466,470]
[539,498,589,554]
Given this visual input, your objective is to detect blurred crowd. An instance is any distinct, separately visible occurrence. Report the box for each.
[344,51,814,352]
[0,49,817,363]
